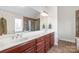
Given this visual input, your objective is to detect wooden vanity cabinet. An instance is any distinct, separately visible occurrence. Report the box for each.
[23,46,35,53]
[44,33,54,52]
[0,39,36,53]
[36,33,54,53]
[50,33,54,47]
[36,37,45,53]
[23,39,36,53]
[0,33,54,53]
[44,34,51,52]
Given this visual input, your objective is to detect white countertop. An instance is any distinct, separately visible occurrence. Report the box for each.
[0,30,54,51]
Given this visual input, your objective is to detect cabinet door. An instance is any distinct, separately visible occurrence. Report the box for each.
[22,40,36,53]
[45,43,50,52]
[50,33,54,47]
[36,37,44,43]
[36,40,45,53]
[44,34,51,52]
[44,33,54,52]
[36,48,45,53]
[43,35,50,52]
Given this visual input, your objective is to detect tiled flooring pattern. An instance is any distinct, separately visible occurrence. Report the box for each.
[48,40,76,53]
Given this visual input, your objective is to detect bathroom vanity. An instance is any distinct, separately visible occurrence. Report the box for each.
[0,31,54,53]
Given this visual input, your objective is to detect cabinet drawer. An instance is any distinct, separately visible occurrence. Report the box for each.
[0,45,25,53]
[44,35,51,42]
[23,46,35,53]
[45,38,51,43]
[36,37,44,43]
[45,43,50,52]
[46,34,51,38]
[22,40,36,49]
[50,33,54,47]
[50,39,54,47]
[36,47,45,53]
[45,47,50,52]
[36,41,45,52]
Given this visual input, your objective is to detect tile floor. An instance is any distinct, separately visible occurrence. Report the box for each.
[48,40,76,53]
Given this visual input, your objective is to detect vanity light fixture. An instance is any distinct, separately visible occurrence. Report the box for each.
[40,11,48,16]
[20,6,25,7]
[18,6,25,7]
[49,24,52,29]
[42,24,45,29]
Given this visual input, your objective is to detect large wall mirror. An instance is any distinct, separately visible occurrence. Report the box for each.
[0,6,41,36]
[0,16,40,36]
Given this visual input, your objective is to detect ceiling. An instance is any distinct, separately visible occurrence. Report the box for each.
[31,6,48,12]
[0,6,56,18]
[0,6,40,19]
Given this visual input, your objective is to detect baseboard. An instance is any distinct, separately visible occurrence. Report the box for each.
[59,38,75,43]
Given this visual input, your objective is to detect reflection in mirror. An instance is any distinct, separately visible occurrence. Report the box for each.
[23,17,40,32]
[15,18,23,33]
[0,6,41,36]
[0,17,7,35]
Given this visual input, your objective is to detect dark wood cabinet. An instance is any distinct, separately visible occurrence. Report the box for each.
[22,39,36,53]
[45,43,50,52]
[0,40,36,53]
[36,38,45,53]
[44,34,51,52]
[50,33,54,47]
[23,46,35,53]
[0,32,54,53]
